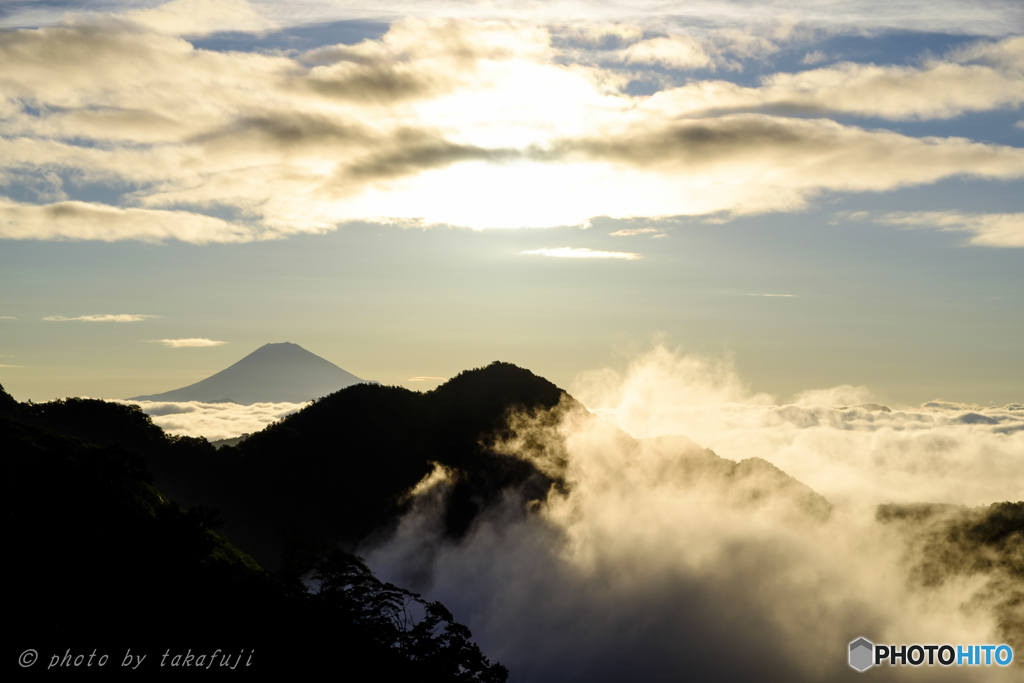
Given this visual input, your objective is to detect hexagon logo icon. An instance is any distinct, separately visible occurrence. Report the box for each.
[849,638,874,672]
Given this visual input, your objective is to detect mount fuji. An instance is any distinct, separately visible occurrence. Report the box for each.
[131,342,364,404]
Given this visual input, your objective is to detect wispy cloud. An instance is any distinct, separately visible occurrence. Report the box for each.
[873,211,1024,247]
[123,0,275,36]
[150,338,227,348]
[0,316,16,320]
[621,35,712,70]
[409,376,447,382]
[521,247,640,260]
[43,314,158,322]
[0,200,254,244]
[748,293,794,297]
[801,50,828,65]
[609,228,664,237]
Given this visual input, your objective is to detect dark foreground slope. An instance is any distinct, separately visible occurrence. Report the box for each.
[2,385,506,680]
[131,341,364,404]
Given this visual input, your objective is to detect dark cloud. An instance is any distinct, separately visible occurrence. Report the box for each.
[343,138,520,181]
[302,66,443,103]
[295,18,548,103]
[187,112,369,150]
[550,115,843,168]
[301,44,391,67]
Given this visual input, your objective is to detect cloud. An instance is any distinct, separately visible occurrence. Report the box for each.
[609,228,663,236]
[573,345,775,421]
[870,211,1024,247]
[43,314,157,322]
[749,293,794,297]
[0,316,15,319]
[119,398,308,441]
[150,338,227,347]
[521,247,640,260]
[801,50,828,65]
[123,0,275,36]
[0,17,570,234]
[791,384,873,407]
[563,114,1024,178]
[10,1,1020,38]
[541,114,1024,219]
[0,200,255,244]
[572,347,1023,507]
[621,35,712,70]
[359,346,1022,681]
[409,376,447,382]
[1,11,1023,239]
[638,36,1024,121]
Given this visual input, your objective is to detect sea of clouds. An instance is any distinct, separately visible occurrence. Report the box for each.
[362,347,1022,682]
[119,398,308,442]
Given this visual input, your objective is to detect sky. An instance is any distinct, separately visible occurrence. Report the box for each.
[0,0,1022,407]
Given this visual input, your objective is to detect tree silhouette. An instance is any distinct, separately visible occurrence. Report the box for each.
[312,549,508,682]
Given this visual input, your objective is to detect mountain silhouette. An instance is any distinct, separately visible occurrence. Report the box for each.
[0,381,509,679]
[130,342,364,404]
[167,361,569,567]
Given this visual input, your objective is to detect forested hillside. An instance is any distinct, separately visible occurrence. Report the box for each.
[3,382,507,679]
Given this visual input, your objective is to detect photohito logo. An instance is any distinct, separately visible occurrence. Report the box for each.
[849,638,1013,672]
[849,639,873,672]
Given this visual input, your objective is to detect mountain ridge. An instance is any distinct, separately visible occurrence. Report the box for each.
[9,363,834,571]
